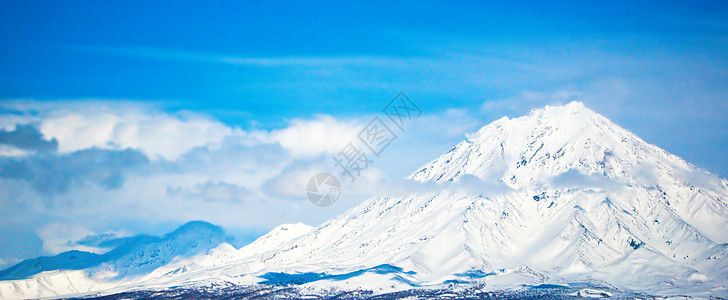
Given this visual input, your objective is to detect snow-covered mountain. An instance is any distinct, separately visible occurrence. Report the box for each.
[0,251,104,281]
[0,222,226,282]
[0,221,229,298]
[1,102,727,298]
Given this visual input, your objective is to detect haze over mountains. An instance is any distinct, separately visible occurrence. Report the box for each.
[1,102,726,299]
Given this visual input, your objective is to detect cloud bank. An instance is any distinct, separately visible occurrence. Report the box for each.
[0,99,483,266]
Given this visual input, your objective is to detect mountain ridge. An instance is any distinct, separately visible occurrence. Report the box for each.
[0,221,225,281]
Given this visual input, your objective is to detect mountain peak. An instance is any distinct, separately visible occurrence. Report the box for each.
[411,101,694,189]
[167,221,224,238]
[532,101,598,125]
[469,101,596,140]
[543,100,587,112]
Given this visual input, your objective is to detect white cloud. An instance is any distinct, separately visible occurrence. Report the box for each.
[262,156,388,202]
[480,89,583,116]
[2,100,367,161]
[37,223,97,255]
[39,110,233,161]
[0,114,38,131]
[0,257,22,269]
[263,115,362,157]
[0,145,31,157]
[262,159,330,199]
[167,181,255,203]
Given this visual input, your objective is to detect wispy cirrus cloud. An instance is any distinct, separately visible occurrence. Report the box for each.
[61,44,559,75]
[64,45,421,67]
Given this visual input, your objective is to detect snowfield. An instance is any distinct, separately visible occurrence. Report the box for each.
[1,102,727,299]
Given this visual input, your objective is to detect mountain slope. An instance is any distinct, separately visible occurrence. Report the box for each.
[0,235,163,281]
[93,221,228,277]
[0,251,103,281]
[231,102,728,295]
[0,222,226,281]
[410,101,728,242]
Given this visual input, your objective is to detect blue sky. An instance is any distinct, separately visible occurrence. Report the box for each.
[0,1,727,267]
[2,1,726,119]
